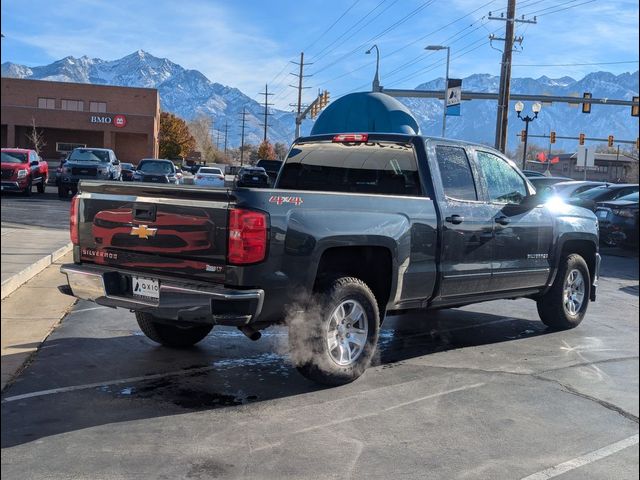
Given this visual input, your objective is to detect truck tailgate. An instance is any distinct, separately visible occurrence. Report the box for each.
[76,181,230,282]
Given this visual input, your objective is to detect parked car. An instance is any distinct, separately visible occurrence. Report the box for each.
[522,169,546,178]
[175,167,185,184]
[61,131,601,386]
[120,163,136,181]
[595,191,639,247]
[58,147,121,198]
[550,181,609,199]
[568,184,639,211]
[256,159,283,185]
[1,148,49,195]
[133,159,180,184]
[236,166,270,188]
[194,166,225,187]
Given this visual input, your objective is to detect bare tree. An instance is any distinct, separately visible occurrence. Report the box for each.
[26,117,46,155]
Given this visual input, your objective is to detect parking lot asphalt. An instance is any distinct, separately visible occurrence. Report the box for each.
[1,253,638,480]
[1,191,71,230]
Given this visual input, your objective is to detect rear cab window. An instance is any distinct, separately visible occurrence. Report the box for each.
[278,138,423,196]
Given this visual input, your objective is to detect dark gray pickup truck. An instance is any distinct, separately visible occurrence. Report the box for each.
[60,131,600,385]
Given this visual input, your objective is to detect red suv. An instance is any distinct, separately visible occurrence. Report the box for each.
[1,148,49,196]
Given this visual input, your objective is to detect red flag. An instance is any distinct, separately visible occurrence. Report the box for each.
[550,156,560,164]
[536,151,547,162]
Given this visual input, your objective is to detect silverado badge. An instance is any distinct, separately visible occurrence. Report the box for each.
[130,224,158,239]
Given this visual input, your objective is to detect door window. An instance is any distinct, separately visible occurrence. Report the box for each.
[435,145,478,201]
[477,151,528,204]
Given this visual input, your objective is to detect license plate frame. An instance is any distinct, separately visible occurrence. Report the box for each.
[597,210,608,219]
[132,275,160,301]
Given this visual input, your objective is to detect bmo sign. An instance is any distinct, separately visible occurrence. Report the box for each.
[90,114,127,128]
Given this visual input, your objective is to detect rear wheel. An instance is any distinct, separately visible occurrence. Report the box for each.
[288,277,380,386]
[537,254,590,330]
[135,312,213,348]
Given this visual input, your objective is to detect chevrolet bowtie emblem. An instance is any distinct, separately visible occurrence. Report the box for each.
[130,224,157,239]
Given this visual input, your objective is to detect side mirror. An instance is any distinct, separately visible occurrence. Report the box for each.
[30,160,39,167]
[112,159,120,165]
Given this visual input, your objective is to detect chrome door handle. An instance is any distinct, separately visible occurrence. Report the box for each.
[445,214,464,225]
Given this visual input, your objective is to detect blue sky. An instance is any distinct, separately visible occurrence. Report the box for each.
[1,0,638,109]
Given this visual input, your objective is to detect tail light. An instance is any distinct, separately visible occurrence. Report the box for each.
[228,208,268,265]
[70,195,80,245]
[333,133,368,143]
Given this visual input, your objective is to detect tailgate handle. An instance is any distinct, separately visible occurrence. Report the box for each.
[133,204,157,222]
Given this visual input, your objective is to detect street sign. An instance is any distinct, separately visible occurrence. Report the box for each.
[446,78,462,116]
[576,145,595,168]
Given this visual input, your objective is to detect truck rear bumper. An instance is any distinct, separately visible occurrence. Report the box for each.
[60,264,264,326]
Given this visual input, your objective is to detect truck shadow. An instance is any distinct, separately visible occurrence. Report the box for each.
[2,309,550,449]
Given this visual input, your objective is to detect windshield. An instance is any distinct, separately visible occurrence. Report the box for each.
[1,151,28,164]
[256,160,282,171]
[121,163,134,170]
[576,186,612,200]
[199,168,222,174]
[138,161,174,174]
[69,149,110,163]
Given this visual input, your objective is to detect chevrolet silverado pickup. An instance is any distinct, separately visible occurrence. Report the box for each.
[59,130,600,385]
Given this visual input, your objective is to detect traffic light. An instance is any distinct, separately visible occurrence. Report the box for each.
[608,135,614,148]
[550,131,556,144]
[632,96,639,117]
[310,102,318,119]
[582,92,592,114]
[520,129,526,143]
[578,133,585,145]
[322,90,330,108]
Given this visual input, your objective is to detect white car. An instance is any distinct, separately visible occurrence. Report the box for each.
[194,167,225,187]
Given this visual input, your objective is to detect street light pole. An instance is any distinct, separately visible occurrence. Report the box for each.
[365,45,381,92]
[425,45,450,137]
[514,101,542,169]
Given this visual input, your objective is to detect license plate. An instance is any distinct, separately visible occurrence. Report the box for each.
[132,276,160,300]
[252,176,258,181]
[597,210,608,218]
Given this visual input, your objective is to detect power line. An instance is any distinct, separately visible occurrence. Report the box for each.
[302,0,361,54]
[513,60,639,67]
[533,0,596,17]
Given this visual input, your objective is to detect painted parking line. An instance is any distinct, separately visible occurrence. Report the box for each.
[520,433,639,480]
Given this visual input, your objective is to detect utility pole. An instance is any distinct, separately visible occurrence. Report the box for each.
[224,121,228,155]
[489,1,536,152]
[290,52,312,139]
[239,108,247,166]
[216,129,221,150]
[259,83,274,142]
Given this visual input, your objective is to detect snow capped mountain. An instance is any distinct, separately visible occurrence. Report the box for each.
[407,70,639,150]
[2,51,637,150]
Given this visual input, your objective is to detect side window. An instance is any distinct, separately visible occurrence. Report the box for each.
[477,151,528,204]
[435,145,478,201]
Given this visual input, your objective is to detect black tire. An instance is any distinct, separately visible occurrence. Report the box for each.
[37,178,46,193]
[289,277,380,386]
[58,186,67,199]
[22,179,32,196]
[537,253,590,330]
[135,312,213,348]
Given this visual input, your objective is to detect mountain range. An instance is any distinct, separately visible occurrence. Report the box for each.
[2,50,638,150]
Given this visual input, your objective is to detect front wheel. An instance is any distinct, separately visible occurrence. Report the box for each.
[135,312,213,348]
[37,177,47,193]
[288,277,380,386]
[537,254,590,330]
[22,179,32,196]
[58,186,68,199]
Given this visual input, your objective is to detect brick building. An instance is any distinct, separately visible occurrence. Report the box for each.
[1,78,159,163]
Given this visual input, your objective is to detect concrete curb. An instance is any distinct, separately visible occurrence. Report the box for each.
[0,242,73,300]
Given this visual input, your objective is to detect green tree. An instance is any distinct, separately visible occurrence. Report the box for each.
[159,112,196,159]
[257,140,277,160]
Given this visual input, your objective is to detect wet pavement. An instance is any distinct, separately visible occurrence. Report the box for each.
[1,254,638,479]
